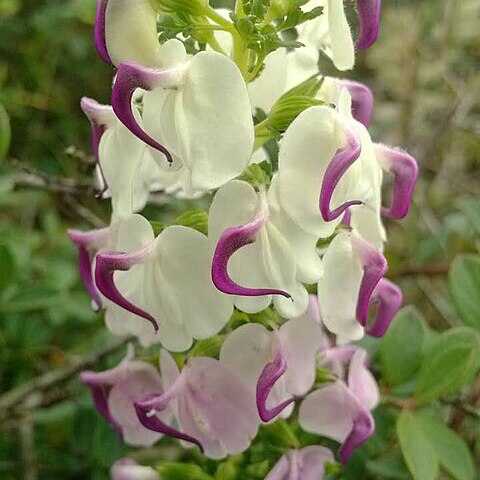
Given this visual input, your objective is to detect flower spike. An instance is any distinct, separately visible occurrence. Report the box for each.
[352,234,388,327]
[256,344,296,422]
[355,0,382,50]
[211,192,291,299]
[95,249,159,332]
[135,394,203,451]
[67,228,110,311]
[337,80,374,127]
[365,278,403,337]
[320,124,362,222]
[112,62,184,165]
[375,144,419,219]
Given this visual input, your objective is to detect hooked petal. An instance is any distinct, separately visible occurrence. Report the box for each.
[256,343,296,422]
[211,191,291,299]
[95,0,160,67]
[375,144,418,219]
[337,80,373,127]
[355,0,382,50]
[352,234,388,327]
[67,228,110,310]
[112,62,182,164]
[95,249,159,332]
[365,278,403,337]
[348,349,379,410]
[320,123,362,222]
[135,393,203,451]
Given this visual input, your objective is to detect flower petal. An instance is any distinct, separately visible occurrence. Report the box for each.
[328,0,355,71]
[211,185,291,299]
[256,342,296,422]
[337,80,373,127]
[111,62,184,164]
[365,278,403,337]
[320,122,362,222]
[95,247,159,332]
[354,0,382,50]
[67,228,110,310]
[352,234,388,327]
[347,349,379,410]
[375,144,418,219]
[95,0,160,67]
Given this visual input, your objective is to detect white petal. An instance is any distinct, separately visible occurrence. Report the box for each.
[285,47,320,91]
[317,232,364,341]
[348,349,379,410]
[327,0,354,71]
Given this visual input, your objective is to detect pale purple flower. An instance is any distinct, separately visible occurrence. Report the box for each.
[110,459,160,480]
[134,350,259,459]
[354,0,382,50]
[265,446,334,480]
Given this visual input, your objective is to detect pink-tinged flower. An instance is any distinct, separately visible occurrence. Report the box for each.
[134,350,259,459]
[336,80,374,127]
[209,180,309,318]
[317,231,400,342]
[220,307,323,423]
[94,0,161,67]
[110,39,254,194]
[80,346,170,446]
[111,458,160,480]
[375,144,419,219]
[94,214,233,352]
[80,97,163,219]
[277,91,368,239]
[67,227,111,311]
[265,446,334,480]
[354,0,382,50]
[299,349,378,463]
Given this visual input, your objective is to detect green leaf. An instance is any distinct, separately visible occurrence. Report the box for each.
[380,306,427,386]
[187,335,224,359]
[0,103,11,161]
[238,161,272,186]
[367,448,410,480]
[456,196,480,236]
[397,410,439,480]
[171,209,209,235]
[415,327,480,402]
[416,414,475,480]
[159,463,213,480]
[449,254,480,330]
[258,419,300,449]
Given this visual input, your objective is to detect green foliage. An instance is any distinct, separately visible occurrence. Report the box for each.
[380,306,427,388]
[415,327,480,402]
[449,254,480,330]
[238,160,272,187]
[159,462,214,480]
[0,103,11,161]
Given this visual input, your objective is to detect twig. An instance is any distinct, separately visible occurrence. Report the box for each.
[0,336,132,420]
[13,172,97,197]
[19,413,37,480]
[391,262,449,279]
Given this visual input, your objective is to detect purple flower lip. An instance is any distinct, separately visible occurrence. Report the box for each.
[256,343,296,423]
[320,125,362,222]
[354,0,382,50]
[112,62,183,165]
[211,194,291,299]
[365,278,403,337]
[339,402,374,463]
[80,370,123,436]
[94,0,112,65]
[68,228,110,311]
[337,80,373,127]
[135,389,203,452]
[94,248,159,332]
[375,144,419,219]
[352,234,388,327]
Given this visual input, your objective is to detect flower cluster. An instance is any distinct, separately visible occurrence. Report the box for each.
[70,0,418,477]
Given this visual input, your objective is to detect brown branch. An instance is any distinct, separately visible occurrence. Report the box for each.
[391,262,449,279]
[0,336,132,420]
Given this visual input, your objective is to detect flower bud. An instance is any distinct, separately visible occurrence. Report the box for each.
[267,0,296,19]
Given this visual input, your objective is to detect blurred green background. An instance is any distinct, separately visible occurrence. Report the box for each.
[0,0,479,478]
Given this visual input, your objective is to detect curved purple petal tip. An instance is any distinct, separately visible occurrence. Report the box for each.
[376,145,418,219]
[320,126,362,222]
[135,395,203,451]
[338,80,374,127]
[256,346,296,422]
[339,405,375,463]
[365,278,402,337]
[112,62,174,164]
[355,0,382,50]
[94,0,112,65]
[352,235,388,327]
[95,252,159,332]
[211,199,291,299]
